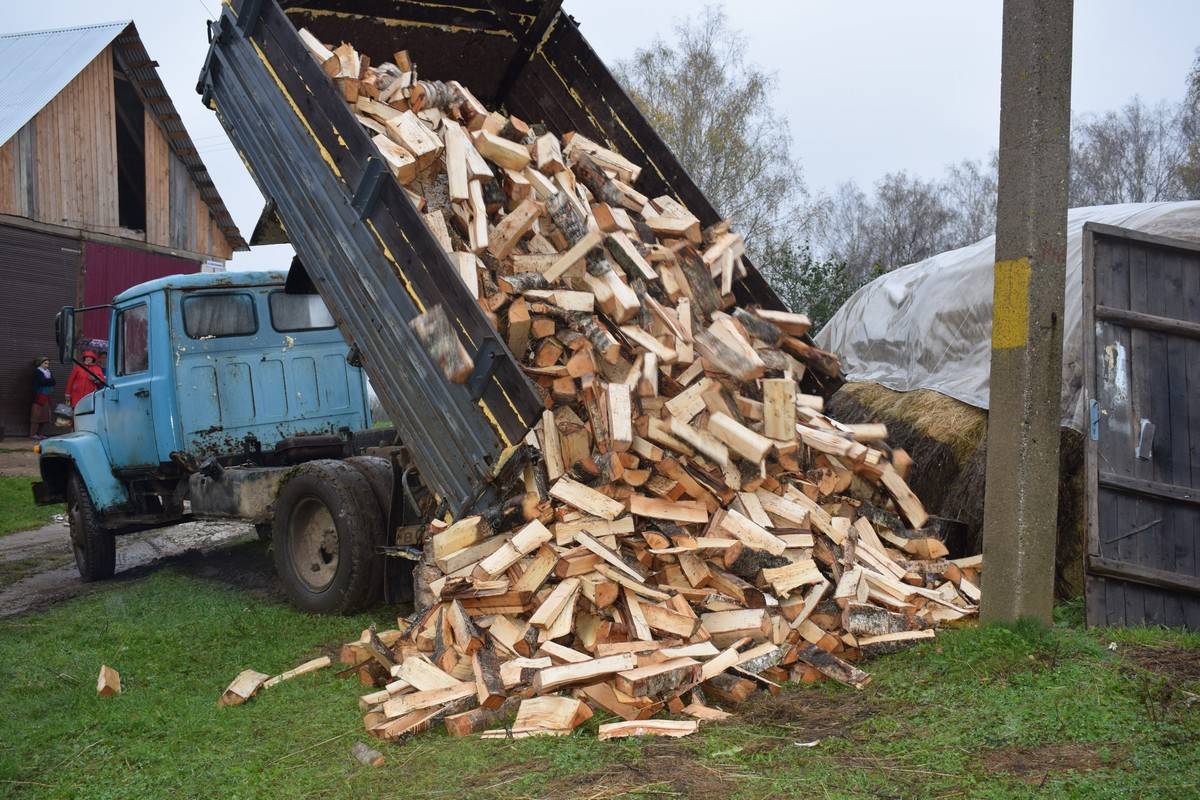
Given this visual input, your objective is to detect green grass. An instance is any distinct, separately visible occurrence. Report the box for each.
[0,476,62,536]
[1,562,1197,799]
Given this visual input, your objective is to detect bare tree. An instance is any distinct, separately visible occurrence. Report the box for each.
[943,154,998,244]
[816,89,1200,281]
[812,182,875,280]
[614,6,807,251]
[872,171,957,266]
[1069,97,1190,206]
[617,9,1197,320]
[811,172,957,278]
[1178,48,1200,196]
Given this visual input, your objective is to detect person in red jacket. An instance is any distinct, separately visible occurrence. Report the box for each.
[66,350,105,407]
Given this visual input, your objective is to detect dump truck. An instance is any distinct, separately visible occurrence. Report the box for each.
[37,0,789,615]
[36,271,407,613]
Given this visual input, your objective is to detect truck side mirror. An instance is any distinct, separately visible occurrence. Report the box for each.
[55,306,75,365]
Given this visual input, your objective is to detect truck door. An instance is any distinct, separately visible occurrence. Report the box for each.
[103,302,159,469]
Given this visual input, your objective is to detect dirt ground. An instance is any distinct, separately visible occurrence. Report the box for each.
[0,438,271,614]
[0,442,39,477]
[976,742,1129,783]
[538,684,881,799]
[544,741,740,800]
[1122,643,1200,684]
[0,518,260,616]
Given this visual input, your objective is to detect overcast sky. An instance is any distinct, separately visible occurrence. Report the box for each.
[2,1,1196,270]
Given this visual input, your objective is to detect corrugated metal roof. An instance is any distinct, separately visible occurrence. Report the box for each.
[0,20,130,146]
[0,20,247,251]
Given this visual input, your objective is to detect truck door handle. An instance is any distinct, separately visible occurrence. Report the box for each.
[135,388,150,398]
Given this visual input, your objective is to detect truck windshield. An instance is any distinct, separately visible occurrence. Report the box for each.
[269,292,336,331]
[182,293,257,339]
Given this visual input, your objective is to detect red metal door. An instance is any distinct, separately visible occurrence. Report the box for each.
[81,242,199,340]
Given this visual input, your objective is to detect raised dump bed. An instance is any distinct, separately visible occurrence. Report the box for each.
[198,0,783,516]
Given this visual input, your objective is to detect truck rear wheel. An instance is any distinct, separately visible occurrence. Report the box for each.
[343,456,392,604]
[272,460,383,614]
[67,471,115,582]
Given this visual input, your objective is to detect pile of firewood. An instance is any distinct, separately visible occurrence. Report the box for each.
[285,33,983,743]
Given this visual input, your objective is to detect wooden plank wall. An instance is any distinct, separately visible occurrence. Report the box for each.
[168,149,189,250]
[149,110,232,260]
[0,47,235,261]
[208,209,228,260]
[0,47,117,231]
[144,109,171,246]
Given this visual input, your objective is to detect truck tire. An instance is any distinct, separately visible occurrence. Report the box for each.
[271,460,383,614]
[344,456,392,516]
[67,471,115,582]
[343,456,392,603]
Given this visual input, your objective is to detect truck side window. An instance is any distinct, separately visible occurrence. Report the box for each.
[117,304,149,375]
[182,293,257,339]
[269,292,336,332]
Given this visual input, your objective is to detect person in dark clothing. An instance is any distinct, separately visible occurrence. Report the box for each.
[66,350,105,407]
[30,357,54,439]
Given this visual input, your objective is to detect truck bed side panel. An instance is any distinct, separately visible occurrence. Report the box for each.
[202,1,543,515]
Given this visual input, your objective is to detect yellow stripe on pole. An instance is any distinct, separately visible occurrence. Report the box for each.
[992,257,1031,350]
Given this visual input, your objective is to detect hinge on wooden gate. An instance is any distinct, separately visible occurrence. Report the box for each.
[1089,399,1100,441]
[467,338,504,401]
[351,158,387,219]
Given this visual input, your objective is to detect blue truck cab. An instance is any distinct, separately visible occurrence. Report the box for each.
[35,271,409,613]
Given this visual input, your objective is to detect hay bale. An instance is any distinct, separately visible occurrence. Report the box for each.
[827,382,1085,598]
[827,383,986,524]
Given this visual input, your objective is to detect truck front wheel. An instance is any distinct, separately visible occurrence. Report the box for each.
[67,471,115,582]
[271,460,383,614]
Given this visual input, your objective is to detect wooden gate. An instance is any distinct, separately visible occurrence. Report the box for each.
[1083,222,1200,629]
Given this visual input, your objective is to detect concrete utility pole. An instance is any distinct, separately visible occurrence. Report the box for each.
[981,0,1074,624]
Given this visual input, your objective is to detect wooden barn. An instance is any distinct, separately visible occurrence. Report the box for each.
[0,20,246,437]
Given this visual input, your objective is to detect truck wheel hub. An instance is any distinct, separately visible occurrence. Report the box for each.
[288,497,339,591]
